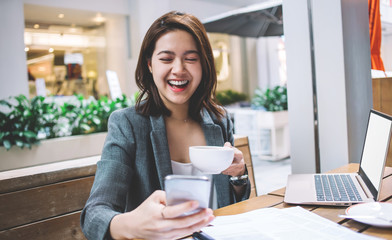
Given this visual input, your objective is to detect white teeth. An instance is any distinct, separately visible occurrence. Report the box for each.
[168,80,189,86]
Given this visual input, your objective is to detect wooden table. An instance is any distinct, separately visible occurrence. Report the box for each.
[214,164,392,239]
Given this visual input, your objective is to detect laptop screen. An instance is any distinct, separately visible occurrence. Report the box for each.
[360,110,392,195]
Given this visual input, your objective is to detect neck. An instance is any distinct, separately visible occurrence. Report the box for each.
[167,105,190,123]
[164,101,189,118]
[168,115,190,123]
[168,109,190,122]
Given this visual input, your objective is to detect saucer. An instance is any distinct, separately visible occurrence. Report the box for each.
[345,202,392,228]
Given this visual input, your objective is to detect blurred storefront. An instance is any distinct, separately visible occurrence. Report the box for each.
[24,6,106,98]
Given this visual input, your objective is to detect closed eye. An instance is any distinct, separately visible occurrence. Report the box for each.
[185,58,198,62]
[159,58,173,62]
[184,53,199,63]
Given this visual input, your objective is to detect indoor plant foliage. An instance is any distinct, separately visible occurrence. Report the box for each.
[0,95,59,150]
[251,85,288,112]
[215,89,248,106]
[0,93,138,150]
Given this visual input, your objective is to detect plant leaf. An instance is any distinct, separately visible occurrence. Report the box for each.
[3,140,11,150]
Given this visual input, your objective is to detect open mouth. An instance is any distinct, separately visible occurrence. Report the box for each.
[168,80,189,89]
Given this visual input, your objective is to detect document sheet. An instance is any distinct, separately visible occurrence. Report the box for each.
[201,206,381,240]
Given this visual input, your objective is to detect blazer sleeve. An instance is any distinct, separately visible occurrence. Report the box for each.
[80,109,136,240]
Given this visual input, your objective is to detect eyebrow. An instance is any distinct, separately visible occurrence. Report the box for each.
[157,50,200,56]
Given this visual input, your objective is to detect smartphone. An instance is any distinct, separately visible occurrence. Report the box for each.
[164,175,211,216]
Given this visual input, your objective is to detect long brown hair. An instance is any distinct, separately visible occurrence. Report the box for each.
[135,11,223,121]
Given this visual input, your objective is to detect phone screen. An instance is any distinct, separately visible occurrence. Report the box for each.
[164,175,211,216]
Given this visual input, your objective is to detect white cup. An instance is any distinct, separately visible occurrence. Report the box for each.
[189,146,234,174]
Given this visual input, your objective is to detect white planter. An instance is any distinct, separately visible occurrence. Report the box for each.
[229,108,290,161]
[0,132,107,172]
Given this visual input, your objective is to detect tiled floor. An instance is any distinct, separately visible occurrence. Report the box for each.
[252,156,292,196]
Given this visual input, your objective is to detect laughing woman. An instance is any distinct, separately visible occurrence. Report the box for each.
[81,11,250,240]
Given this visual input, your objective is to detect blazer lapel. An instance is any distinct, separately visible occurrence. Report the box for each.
[201,109,225,146]
[149,115,172,188]
[201,110,232,207]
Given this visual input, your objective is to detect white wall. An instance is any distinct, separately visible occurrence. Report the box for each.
[284,0,372,173]
[256,37,284,91]
[0,0,29,99]
[23,0,130,15]
[382,34,392,71]
[381,3,392,71]
[170,0,235,20]
[312,0,349,172]
[314,0,372,172]
[230,36,246,93]
[380,2,392,24]
[340,0,373,168]
[380,4,392,72]
[283,0,317,173]
[105,16,132,97]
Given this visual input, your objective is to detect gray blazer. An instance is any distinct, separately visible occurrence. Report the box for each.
[80,106,250,240]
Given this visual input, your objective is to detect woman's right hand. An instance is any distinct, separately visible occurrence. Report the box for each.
[109,190,214,240]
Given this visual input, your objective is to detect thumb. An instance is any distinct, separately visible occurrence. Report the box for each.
[224,142,232,148]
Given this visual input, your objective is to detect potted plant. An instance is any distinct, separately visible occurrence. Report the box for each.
[251,85,288,111]
[232,86,290,161]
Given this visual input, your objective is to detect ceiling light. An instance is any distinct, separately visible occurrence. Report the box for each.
[48,48,54,53]
[93,12,105,23]
[58,13,65,19]
[25,47,30,52]
[33,24,40,29]
[69,26,78,33]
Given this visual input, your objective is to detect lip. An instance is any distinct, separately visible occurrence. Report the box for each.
[167,79,189,92]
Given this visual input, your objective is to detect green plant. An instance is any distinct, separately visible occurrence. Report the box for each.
[215,89,248,106]
[251,86,288,111]
[0,95,58,150]
[59,94,136,135]
[0,93,139,150]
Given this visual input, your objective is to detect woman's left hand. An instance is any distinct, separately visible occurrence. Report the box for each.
[221,142,246,177]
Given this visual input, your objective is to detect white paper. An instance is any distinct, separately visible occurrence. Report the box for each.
[201,207,382,240]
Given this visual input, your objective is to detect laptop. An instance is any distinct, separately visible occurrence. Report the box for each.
[284,109,392,206]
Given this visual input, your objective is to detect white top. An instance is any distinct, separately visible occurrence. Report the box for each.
[171,160,218,210]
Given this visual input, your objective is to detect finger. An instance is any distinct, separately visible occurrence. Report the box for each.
[223,142,242,163]
[163,200,199,218]
[233,148,243,163]
[162,214,215,240]
[160,208,214,235]
[174,208,214,228]
[222,159,246,176]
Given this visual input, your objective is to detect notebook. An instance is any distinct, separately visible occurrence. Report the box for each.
[284,109,392,206]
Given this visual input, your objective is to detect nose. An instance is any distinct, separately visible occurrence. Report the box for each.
[172,58,185,74]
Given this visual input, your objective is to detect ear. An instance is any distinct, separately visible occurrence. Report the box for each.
[147,59,152,73]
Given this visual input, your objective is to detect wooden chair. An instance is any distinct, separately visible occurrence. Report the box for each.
[234,135,258,198]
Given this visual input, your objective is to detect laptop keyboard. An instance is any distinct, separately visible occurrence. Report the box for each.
[315,174,362,202]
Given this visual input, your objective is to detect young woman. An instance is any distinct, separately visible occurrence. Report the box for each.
[81,11,250,240]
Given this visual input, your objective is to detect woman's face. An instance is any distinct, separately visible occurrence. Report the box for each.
[148,30,202,109]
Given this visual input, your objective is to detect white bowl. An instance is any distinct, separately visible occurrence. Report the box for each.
[189,146,234,174]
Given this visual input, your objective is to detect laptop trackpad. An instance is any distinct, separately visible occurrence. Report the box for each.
[284,174,316,204]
